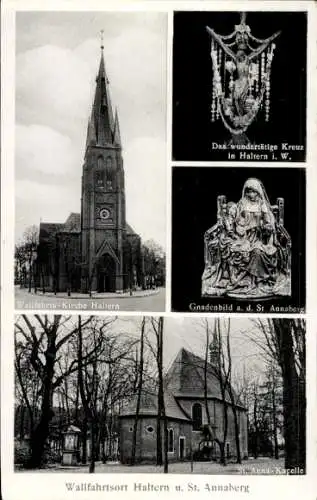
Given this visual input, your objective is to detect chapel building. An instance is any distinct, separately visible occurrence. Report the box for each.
[119,348,248,463]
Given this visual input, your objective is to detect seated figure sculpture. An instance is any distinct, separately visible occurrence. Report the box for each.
[202,178,291,298]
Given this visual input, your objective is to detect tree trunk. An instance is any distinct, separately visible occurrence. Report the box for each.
[156,415,162,465]
[156,317,164,467]
[204,321,211,426]
[271,377,279,460]
[225,320,241,464]
[215,319,229,466]
[253,394,259,459]
[220,402,228,465]
[131,318,145,465]
[272,319,305,471]
[28,256,32,293]
[231,403,241,464]
[158,318,168,473]
[27,338,56,468]
[81,418,88,465]
[163,406,168,473]
[89,420,96,473]
[77,315,95,472]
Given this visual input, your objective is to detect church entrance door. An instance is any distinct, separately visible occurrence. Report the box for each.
[97,254,116,293]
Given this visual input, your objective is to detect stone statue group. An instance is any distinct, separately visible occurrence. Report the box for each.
[202,178,291,299]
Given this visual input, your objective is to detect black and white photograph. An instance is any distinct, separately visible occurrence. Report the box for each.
[14,315,305,476]
[172,167,305,313]
[172,11,307,162]
[1,1,315,499]
[14,12,167,312]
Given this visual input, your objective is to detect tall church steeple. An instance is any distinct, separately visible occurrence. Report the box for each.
[86,42,115,149]
[81,39,127,293]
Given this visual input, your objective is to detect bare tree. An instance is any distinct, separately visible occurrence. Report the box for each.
[212,318,230,465]
[226,322,242,464]
[77,316,115,472]
[150,317,168,473]
[142,240,166,288]
[271,319,305,471]
[15,225,39,292]
[77,316,141,471]
[248,318,305,470]
[131,317,146,464]
[15,314,94,468]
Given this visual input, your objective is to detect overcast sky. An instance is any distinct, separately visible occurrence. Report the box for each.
[15,314,266,381]
[74,315,266,380]
[162,316,266,380]
[15,12,167,247]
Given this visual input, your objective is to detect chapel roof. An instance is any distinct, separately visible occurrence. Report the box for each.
[165,348,245,410]
[119,388,191,422]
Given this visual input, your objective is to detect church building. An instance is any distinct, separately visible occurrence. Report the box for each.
[37,47,142,293]
[119,348,248,463]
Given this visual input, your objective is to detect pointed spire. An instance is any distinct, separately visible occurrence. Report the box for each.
[209,322,220,366]
[86,38,116,149]
[113,108,121,147]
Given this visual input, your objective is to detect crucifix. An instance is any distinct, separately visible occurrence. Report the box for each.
[206,12,281,144]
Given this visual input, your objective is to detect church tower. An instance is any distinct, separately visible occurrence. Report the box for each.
[209,324,220,367]
[81,45,126,292]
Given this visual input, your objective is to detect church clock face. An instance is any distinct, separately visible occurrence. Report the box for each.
[96,204,113,224]
[99,207,110,220]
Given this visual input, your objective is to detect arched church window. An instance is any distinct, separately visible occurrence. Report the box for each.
[97,155,104,169]
[192,403,202,431]
[106,156,113,190]
[168,428,174,453]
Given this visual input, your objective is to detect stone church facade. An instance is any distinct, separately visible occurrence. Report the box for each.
[36,50,142,293]
[119,348,248,463]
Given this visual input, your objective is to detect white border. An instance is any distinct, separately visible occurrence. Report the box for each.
[1,1,317,500]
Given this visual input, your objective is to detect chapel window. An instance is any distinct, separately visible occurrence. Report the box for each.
[192,403,202,431]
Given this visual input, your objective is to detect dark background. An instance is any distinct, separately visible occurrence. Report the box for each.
[172,11,307,161]
[171,167,306,312]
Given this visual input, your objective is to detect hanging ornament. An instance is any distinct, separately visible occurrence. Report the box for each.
[253,62,258,94]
